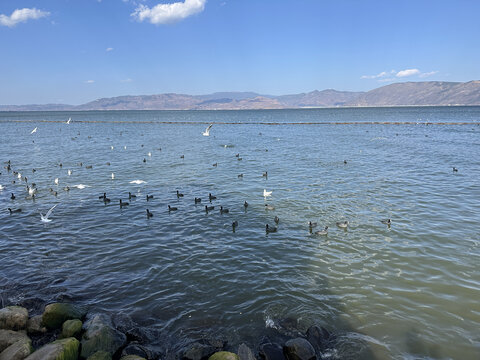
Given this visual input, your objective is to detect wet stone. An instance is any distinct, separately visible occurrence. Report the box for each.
[208,352,239,360]
[237,343,256,360]
[305,326,331,354]
[0,306,28,331]
[0,337,32,360]
[42,303,87,330]
[24,337,79,360]
[0,330,30,353]
[283,338,316,360]
[260,343,285,360]
[26,315,47,335]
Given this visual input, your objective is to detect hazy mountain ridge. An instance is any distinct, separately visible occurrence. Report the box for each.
[1,81,480,111]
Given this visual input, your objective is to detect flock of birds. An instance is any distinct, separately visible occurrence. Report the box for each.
[1,120,401,236]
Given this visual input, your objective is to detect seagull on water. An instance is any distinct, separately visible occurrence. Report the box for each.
[31,127,38,134]
[54,178,59,185]
[263,189,272,197]
[130,180,146,184]
[66,117,71,124]
[111,173,115,180]
[67,170,72,176]
[73,184,89,189]
[202,124,213,136]
[40,204,58,223]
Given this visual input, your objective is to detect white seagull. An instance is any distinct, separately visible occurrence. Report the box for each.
[111,173,115,180]
[67,169,72,176]
[54,178,59,185]
[202,124,213,136]
[27,186,37,196]
[130,180,146,184]
[40,204,58,223]
[0,185,4,191]
[263,189,272,197]
[66,117,71,124]
[73,184,90,189]
[31,127,38,134]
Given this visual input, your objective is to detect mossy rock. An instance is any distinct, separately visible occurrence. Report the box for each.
[0,337,33,360]
[42,303,87,330]
[42,303,87,329]
[27,315,47,335]
[0,329,30,353]
[208,351,239,360]
[119,356,146,360]
[87,351,112,360]
[0,306,28,331]
[24,337,79,360]
[61,319,82,339]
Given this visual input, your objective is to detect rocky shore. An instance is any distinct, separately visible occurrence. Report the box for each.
[0,301,335,360]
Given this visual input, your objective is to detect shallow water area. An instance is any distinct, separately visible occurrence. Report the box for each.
[1,107,479,359]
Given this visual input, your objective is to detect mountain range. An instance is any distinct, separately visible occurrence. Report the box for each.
[2,81,480,111]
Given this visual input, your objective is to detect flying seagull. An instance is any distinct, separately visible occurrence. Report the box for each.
[66,117,71,124]
[31,127,38,134]
[40,204,58,223]
[202,124,213,136]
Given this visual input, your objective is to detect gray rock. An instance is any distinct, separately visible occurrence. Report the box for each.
[80,314,126,359]
[42,303,87,330]
[0,330,30,353]
[0,307,28,331]
[237,344,256,360]
[26,316,47,335]
[24,337,79,360]
[183,342,216,360]
[0,337,32,360]
[259,343,284,360]
[121,343,151,359]
[86,350,112,360]
[61,319,82,339]
[305,326,330,354]
[283,338,316,360]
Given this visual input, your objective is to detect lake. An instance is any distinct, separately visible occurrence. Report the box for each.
[1,107,479,359]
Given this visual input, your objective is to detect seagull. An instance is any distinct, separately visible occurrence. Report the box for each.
[111,146,114,150]
[202,124,213,136]
[263,189,272,197]
[0,185,4,191]
[130,180,146,184]
[111,173,115,180]
[68,170,72,176]
[148,152,152,157]
[40,204,58,223]
[66,117,71,124]
[73,184,89,189]
[31,127,38,134]
[54,178,59,185]
[27,186,37,197]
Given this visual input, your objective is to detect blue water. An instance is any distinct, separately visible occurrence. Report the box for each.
[1,107,479,359]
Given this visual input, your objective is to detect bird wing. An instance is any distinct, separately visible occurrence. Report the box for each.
[31,127,37,134]
[46,204,58,218]
[206,124,213,131]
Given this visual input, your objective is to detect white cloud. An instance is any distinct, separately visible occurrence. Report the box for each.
[361,70,396,80]
[106,47,114,52]
[396,68,420,77]
[121,78,133,83]
[419,71,438,78]
[0,8,50,27]
[84,80,95,84]
[132,0,206,25]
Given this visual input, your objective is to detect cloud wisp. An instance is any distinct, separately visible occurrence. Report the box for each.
[132,0,206,25]
[362,68,438,81]
[0,8,50,27]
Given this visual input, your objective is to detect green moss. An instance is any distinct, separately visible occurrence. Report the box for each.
[53,337,79,360]
[42,303,87,330]
[86,350,112,360]
[61,319,82,339]
[208,351,239,360]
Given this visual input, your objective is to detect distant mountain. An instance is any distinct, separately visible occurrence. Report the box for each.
[347,81,480,106]
[2,81,480,111]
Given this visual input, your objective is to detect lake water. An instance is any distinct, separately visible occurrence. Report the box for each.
[0,107,479,359]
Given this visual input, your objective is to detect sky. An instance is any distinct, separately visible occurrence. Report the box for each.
[1,0,480,105]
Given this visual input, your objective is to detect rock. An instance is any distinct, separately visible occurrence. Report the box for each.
[24,337,79,360]
[0,306,28,331]
[86,351,112,360]
[237,344,256,360]
[0,330,30,353]
[0,338,33,360]
[42,303,87,330]
[183,342,217,360]
[208,352,239,360]
[80,314,126,359]
[26,316,47,335]
[87,351,112,360]
[61,319,82,339]
[259,343,284,360]
[305,326,330,354]
[283,338,316,360]
[121,343,151,359]
[120,356,146,360]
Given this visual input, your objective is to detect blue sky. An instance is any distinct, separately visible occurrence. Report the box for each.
[1,0,479,105]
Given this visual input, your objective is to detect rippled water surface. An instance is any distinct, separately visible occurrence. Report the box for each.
[1,108,479,359]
